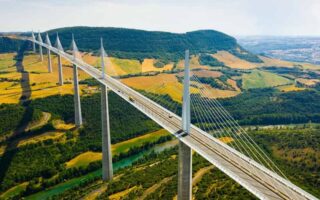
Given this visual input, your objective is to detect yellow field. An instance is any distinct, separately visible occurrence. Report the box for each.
[190,69,222,78]
[277,84,305,92]
[25,112,51,132]
[0,53,91,104]
[0,53,16,70]
[176,55,210,70]
[219,137,234,144]
[111,129,170,155]
[121,73,198,103]
[210,51,320,70]
[0,145,5,156]
[65,151,102,169]
[189,81,240,99]
[260,56,320,70]
[0,81,22,103]
[201,85,240,99]
[65,129,170,169]
[259,56,295,68]
[109,186,138,200]
[296,78,320,87]
[17,131,65,147]
[212,51,259,69]
[141,59,173,73]
[0,182,28,199]
[227,79,241,91]
[109,57,141,75]
[52,119,75,130]
[82,53,146,76]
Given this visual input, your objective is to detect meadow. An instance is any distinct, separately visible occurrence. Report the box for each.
[65,129,170,169]
[242,70,292,89]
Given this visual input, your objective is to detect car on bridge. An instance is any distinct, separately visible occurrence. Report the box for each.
[129,96,135,102]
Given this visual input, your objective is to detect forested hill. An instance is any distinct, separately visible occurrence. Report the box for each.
[44,26,261,62]
[0,37,28,53]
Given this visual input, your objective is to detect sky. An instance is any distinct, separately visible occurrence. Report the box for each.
[1,0,320,36]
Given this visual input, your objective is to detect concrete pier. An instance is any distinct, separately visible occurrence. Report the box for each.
[47,49,52,73]
[37,32,43,61]
[31,32,36,52]
[178,141,192,200]
[58,55,63,85]
[73,64,82,127]
[101,85,113,181]
[100,39,113,181]
[46,33,52,73]
[178,50,192,200]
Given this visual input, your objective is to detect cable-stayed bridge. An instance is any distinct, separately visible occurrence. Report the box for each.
[19,32,318,200]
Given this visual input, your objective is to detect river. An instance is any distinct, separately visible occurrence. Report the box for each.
[26,139,179,200]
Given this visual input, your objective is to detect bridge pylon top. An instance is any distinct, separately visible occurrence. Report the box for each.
[182,49,190,134]
[37,31,43,43]
[55,33,64,52]
[45,33,52,47]
[31,31,35,40]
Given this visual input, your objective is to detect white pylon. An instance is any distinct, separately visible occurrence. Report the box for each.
[178,50,192,200]
[45,33,52,47]
[56,33,64,86]
[71,34,77,60]
[100,38,106,79]
[46,33,52,73]
[71,34,82,127]
[37,32,43,61]
[182,50,191,133]
[55,32,64,52]
[31,31,36,52]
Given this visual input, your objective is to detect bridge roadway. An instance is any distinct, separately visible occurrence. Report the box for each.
[28,38,317,200]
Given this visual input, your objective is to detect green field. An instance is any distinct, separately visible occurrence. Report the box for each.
[25,138,174,200]
[112,129,169,155]
[242,70,292,89]
[110,57,141,74]
[25,170,101,200]
[65,129,170,169]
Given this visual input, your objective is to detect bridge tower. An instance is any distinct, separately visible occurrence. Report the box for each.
[37,32,43,61]
[55,33,64,86]
[31,31,36,52]
[45,33,52,73]
[178,50,192,200]
[100,38,113,181]
[71,35,83,127]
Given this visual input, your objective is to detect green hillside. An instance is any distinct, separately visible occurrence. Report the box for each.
[242,70,292,89]
[41,27,261,62]
[0,37,30,53]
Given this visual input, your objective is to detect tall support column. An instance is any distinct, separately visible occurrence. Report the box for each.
[100,38,106,79]
[101,85,113,181]
[178,50,192,200]
[37,32,43,61]
[31,31,36,53]
[71,35,82,127]
[73,64,82,127]
[58,55,63,85]
[100,39,113,180]
[46,33,52,73]
[47,49,52,73]
[56,33,64,85]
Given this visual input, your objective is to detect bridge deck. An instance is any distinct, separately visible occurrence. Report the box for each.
[28,39,318,200]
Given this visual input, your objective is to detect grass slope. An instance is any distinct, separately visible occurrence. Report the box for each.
[65,129,170,169]
[242,70,292,89]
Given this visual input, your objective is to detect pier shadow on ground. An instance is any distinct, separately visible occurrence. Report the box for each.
[0,41,34,188]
